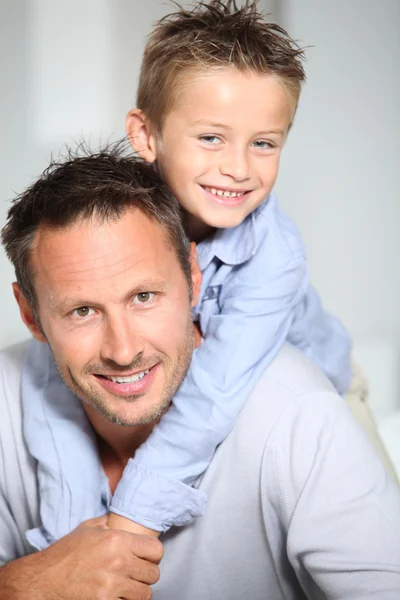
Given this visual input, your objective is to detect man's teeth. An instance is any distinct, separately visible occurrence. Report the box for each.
[206,187,245,198]
[108,369,150,384]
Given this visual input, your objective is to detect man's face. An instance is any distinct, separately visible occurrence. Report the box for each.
[27,209,194,427]
[138,67,292,236]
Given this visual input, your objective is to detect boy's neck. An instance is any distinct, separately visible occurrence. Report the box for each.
[183,211,215,244]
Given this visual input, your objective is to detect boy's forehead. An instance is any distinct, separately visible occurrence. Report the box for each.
[164,66,293,130]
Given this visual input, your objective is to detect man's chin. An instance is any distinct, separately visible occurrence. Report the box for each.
[58,368,166,427]
[81,392,169,428]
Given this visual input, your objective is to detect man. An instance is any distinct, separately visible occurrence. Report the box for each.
[1,146,400,599]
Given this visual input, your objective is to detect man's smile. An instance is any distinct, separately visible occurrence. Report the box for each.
[93,363,160,397]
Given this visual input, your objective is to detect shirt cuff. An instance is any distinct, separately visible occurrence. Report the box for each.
[110,460,208,532]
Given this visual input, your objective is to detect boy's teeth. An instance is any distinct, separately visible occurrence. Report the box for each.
[206,187,244,198]
[108,369,150,384]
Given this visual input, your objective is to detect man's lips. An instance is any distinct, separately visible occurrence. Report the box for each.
[93,364,159,396]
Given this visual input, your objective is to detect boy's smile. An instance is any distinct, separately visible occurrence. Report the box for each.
[132,67,293,241]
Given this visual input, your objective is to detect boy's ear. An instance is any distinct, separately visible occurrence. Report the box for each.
[12,283,46,343]
[126,109,158,163]
[189,243,202,307]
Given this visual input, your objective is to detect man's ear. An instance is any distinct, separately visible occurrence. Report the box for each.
[12,283,46,343]
[189,243,202,307]
[126,108,158,163]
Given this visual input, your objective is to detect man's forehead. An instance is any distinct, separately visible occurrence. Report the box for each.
[31,210,177,288]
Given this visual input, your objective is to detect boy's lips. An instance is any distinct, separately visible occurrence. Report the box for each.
[93,364,159,396]
[201,185,250,206]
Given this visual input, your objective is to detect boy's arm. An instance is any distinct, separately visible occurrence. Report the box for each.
[269,391,400,597]
[107,322,203,536]
[109,253,308,532]
[107,513,159,536]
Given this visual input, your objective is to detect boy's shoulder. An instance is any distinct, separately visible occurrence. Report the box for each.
[253,191,306,263]
[197,192,306,273]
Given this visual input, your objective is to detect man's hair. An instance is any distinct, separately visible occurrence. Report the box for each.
[1,143,192,316]
[137,0,306,134]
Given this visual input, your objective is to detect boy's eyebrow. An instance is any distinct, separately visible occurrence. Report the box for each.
[191,120,285,136]
[192,120,231,129]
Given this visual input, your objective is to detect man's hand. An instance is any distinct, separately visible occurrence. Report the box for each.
[0,515,163,599]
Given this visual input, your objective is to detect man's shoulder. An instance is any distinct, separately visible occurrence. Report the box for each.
[237,344,342,444]
[0,340,30,433]
[0,340,41,564]
[264,343,337,397]
[0,339,30,383]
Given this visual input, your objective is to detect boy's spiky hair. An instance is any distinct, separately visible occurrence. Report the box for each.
[137,0,306,133]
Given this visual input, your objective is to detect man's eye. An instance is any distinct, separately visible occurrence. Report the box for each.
[72,306,94,318]
[133,292,155,304]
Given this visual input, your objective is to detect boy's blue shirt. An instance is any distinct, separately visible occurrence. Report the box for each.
[22,191,352,541]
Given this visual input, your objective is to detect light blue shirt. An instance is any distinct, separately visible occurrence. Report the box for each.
[22,191,352,537]
[112,191,351,529]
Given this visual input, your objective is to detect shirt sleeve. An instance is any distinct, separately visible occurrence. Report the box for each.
[0,344,37,565]
[0,489,23,566]
[111,252,308,531]
[267,391,400,599]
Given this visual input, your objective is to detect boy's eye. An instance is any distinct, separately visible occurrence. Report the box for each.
[199,135,221,145]
[72,306,95,318]
[251,140,274,149]
[133,292,155,305]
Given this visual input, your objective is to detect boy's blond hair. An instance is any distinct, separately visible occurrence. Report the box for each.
[137,0,306,133]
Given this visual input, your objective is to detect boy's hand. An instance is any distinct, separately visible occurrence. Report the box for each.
[108,512,160,537]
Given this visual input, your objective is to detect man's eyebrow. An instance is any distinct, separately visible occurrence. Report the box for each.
[50,278,168,313]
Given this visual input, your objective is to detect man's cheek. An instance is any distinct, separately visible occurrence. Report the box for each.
[144,310,187,346]
[47,324,98,367]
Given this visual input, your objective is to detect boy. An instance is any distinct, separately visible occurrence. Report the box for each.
[107,1,397,536]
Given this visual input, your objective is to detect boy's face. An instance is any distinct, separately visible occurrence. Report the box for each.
[128,68,293,236]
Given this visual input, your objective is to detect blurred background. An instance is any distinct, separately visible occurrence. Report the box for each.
[1,0,399,467]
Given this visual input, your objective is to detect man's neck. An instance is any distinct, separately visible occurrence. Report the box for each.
[83,404,157,480]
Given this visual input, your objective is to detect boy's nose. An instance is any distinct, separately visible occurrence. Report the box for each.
[219,148,250,182]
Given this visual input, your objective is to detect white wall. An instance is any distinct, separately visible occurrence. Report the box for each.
[274,0,400,416]
[1,1,399,416]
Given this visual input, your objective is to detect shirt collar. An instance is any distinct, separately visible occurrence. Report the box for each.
[196,196,268,270]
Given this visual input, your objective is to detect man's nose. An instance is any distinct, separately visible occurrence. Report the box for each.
[219,146,250,182]
[100,312,144,366]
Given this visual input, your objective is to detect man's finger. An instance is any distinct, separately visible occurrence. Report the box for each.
[125,556,160,585]
[119,579,153,600]
[130,535,164,564]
